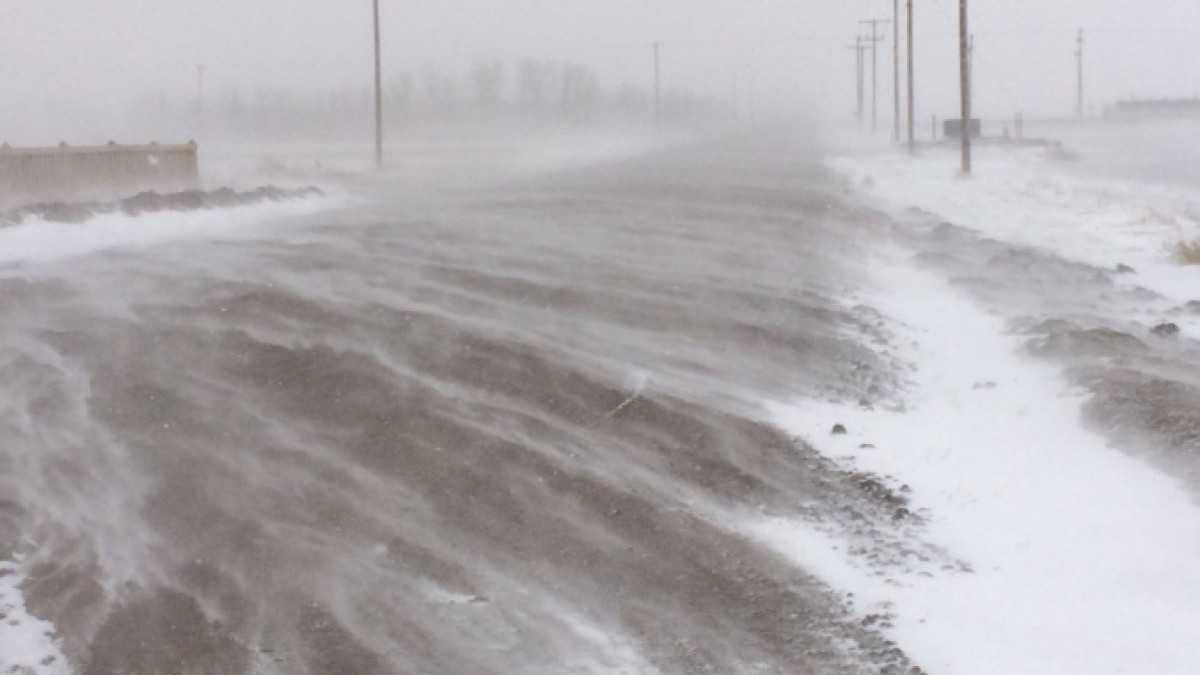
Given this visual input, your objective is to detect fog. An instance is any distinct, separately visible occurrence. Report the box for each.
[3,1,1199,145]
[3,3,1200,675]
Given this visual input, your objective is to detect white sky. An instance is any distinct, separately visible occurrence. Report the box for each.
[1,0,1197,138]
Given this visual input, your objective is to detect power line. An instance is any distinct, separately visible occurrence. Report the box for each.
[372,0,384,169]
[653,42,662,126]
[958,0,971,175]
[906,0,915,153]
[1075,28,1085,120]
[196,65,206,117]
[969,33,975,113]
[893,0,901,143]
[859,18,889,134]
[848,36,868,123]
[927,0,1025,117]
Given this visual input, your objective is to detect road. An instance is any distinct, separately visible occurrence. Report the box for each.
[5,129,1198,675]
[1,132,916,675]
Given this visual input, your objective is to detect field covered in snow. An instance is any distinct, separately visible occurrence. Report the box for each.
[834,137,1200,327]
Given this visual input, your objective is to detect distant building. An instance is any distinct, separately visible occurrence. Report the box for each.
[0,142,199,206]
[943,118,982,139]
[1105,98,1200,121]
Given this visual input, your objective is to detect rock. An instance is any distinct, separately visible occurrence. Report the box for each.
[832,424,848,435]
[1151,322,1181,338]
[39,201,96,223]
[1185,300,1200,315]
[1029,327,1147,358]
[972,381,998,390]
[120,190,167,215]
[860,443,876,449]
[1023,318,1080,336]
[1115,263,1137,274]
[1046,143,1080,161]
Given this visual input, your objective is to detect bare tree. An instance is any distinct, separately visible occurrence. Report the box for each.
[471,61,506,110]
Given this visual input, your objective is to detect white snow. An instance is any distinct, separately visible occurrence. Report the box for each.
[1,557,71,675]
[832,144,1200,332]
[747,249,1200,674]
[0,195,342,267]
[548,603,665,675]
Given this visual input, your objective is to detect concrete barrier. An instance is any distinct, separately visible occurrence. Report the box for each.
[0,141,199,205]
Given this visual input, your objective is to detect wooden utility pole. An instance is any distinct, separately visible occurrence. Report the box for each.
[893,0,901,143]
[1075,29,1085,120]
[906,0,915,153]
[653,42,662,126]
[196,65,206,116]
[959,0,971,175]
[860,18,888,134]
[968,34,975,114]
[195,65,207,137]
[372,0,384,169]
[848,36,867,123]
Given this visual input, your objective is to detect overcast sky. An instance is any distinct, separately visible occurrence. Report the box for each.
[1,0,1198,141]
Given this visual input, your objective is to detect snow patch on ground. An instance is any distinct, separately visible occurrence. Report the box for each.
[0,194,345,267]
[0,558,71,675]
[553,605,666,675]
[833,146,1200,333]
[750,253,1200,675]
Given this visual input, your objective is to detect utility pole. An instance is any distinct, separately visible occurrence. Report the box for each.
[653,42,662,126]
[906,0,915,153]
[969,34,975,116]
[848,36,867,123]
[959,0,971,175]
[372,0,384,169]
[893,0,901,143]
[1075,29,1085,121]
[196,65,206,116]
[195,65,207,138]
[860,18,888,134]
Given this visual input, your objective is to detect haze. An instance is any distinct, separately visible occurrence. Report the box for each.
[4,0,1200,674]
[2,0,1198,145]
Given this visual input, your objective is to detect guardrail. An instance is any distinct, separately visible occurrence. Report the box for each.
[0,141,199,205]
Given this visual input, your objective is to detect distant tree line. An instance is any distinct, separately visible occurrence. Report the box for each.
[132,60,729,141]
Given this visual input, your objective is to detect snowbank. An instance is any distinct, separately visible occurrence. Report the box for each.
[832,144,1200,331]
[0,191,342,267]
[751,253,1200,674]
